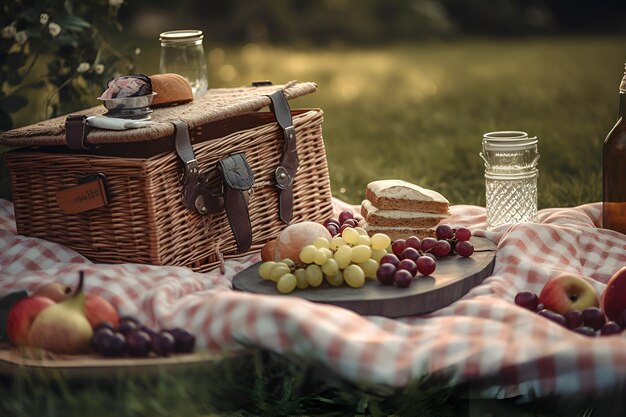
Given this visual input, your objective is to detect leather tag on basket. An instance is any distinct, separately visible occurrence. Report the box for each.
[55,175,109,214]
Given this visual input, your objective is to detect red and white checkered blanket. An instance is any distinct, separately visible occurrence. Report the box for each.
[1,197,625,399]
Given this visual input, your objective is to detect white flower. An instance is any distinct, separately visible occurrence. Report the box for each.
[77,62,90,73]
[40,13,49,25]
[15,31,28,45]
[1,24,16,39]
[134,47,141,55]
[48,22,61,37]
[109,0,124,5]
[94,64,104,74]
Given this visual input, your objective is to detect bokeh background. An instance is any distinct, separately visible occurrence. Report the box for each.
[2,0,626,207]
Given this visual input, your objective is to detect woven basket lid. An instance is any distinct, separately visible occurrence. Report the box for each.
[0,80,316,147]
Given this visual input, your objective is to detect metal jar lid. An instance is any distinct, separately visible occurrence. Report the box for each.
[159,30,204,45]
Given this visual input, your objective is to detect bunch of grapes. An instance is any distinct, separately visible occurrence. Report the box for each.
[91,316,196,357]
[376,224,475,288]
[514,291,623,337]
[323,210,362,236]
[259,215,392,294]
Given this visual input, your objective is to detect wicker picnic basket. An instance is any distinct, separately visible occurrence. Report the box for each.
[0,81,333,271]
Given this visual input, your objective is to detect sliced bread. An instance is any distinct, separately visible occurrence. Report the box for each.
[360,199,448,228]
[361,222,436,241]
[365,180,449,214]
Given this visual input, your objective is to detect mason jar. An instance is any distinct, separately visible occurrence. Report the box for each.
[159,30,209,96]
[480,131,540,230]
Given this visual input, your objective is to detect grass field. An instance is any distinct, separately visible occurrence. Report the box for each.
[130,36,625,208]
[2,37,626,416]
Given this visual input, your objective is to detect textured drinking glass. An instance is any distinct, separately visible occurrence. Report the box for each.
[480,131,539,230]
[159,30,208,96]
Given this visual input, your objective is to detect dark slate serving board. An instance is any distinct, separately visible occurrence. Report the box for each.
[233,237,497,317]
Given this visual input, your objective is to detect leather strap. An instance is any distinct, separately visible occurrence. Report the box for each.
[218,153,254,252]
[268,90,298,224]
[65,114,90,150]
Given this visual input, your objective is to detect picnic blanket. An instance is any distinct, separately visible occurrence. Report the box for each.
[1,197,625,400]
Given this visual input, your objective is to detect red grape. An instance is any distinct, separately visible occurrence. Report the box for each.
[118,319,139,336]
[420,238,438,253]
[582,307,606,330]
[169,328,196,353]
[537,309,566,326]
[435,224,454,240]
[432,240,452,257]
[416,255,436,276]
[380,254,400,267]
[573,326,596,337]
[326,223,339,236]
[152,330,177,356]
[514,291,539,311]
[338,210,354,225]
[405,236,421,251]
[600,321,622,336]
[394,269,413,288]
[400,247,420,262]
[455,227,472,242]
[397,259,418,277]
[126,330,152,357]
[391,240,407,257]
[564,309,584,329]
[101,332,126,357]
[343,218,359,228]
[324,218,341,229]
[456,241,474,258]
[377,263,397,285]
[422,252,437,262]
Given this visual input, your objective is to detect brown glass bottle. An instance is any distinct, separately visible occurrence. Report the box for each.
[603,64,626,234]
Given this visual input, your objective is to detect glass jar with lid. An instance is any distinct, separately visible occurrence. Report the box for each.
[159,30,209,97]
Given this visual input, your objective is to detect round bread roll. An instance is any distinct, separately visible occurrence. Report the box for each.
[274,221,332,264]
[149,73,194,107]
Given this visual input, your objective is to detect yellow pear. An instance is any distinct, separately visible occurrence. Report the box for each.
[28,271,93,354]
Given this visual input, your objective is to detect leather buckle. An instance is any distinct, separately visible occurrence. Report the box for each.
[274,166,293,189]
[65,114,89,150]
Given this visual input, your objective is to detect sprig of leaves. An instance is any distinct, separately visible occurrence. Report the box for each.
[0,0,136,131]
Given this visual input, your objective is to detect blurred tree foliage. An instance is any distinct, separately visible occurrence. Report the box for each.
[122,0,625,44]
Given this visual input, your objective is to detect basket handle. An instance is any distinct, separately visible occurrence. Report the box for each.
[173,120,255,253]
[267,90,298,224]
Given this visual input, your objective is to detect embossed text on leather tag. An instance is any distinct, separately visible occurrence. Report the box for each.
[56,175,109,214]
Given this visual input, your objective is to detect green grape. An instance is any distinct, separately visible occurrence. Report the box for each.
[351,245,372,264]
[305,264,324,287]
[329,236,347,251]
[356,235,371,247]
[371,233,391,251]
[313,237,330,249]
[358,259,379,278]
[277,273,297,294]
[314,248,332,265]
[270,263,291,282]
[334,245,353,269]
[294,268,308,289]
[259,261,277,280]
[354,226,368,236]
[321,258,339,277]
[342,227,360,245]
[370,248,387,263]
[299,245,318,264]
[344,264,365,288]
[326,270,344,287]
[281,258,296,270]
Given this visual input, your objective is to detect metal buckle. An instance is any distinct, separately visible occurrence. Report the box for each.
[275,166,293,189]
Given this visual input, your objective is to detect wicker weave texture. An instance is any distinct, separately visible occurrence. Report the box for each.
[6,109,333,271]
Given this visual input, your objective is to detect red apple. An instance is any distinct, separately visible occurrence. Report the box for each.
[6,296,55,346]
[601,266,626,322]
[32,282,72,302]
[85,293,119,329]
[539,273,599,315]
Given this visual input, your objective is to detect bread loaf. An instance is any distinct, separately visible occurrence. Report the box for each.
[149,73,194,107]
[365,180,449,214]
[360,199,448,228]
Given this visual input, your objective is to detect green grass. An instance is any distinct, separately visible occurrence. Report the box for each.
[2,36,626,415]
[128,36,625,208]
